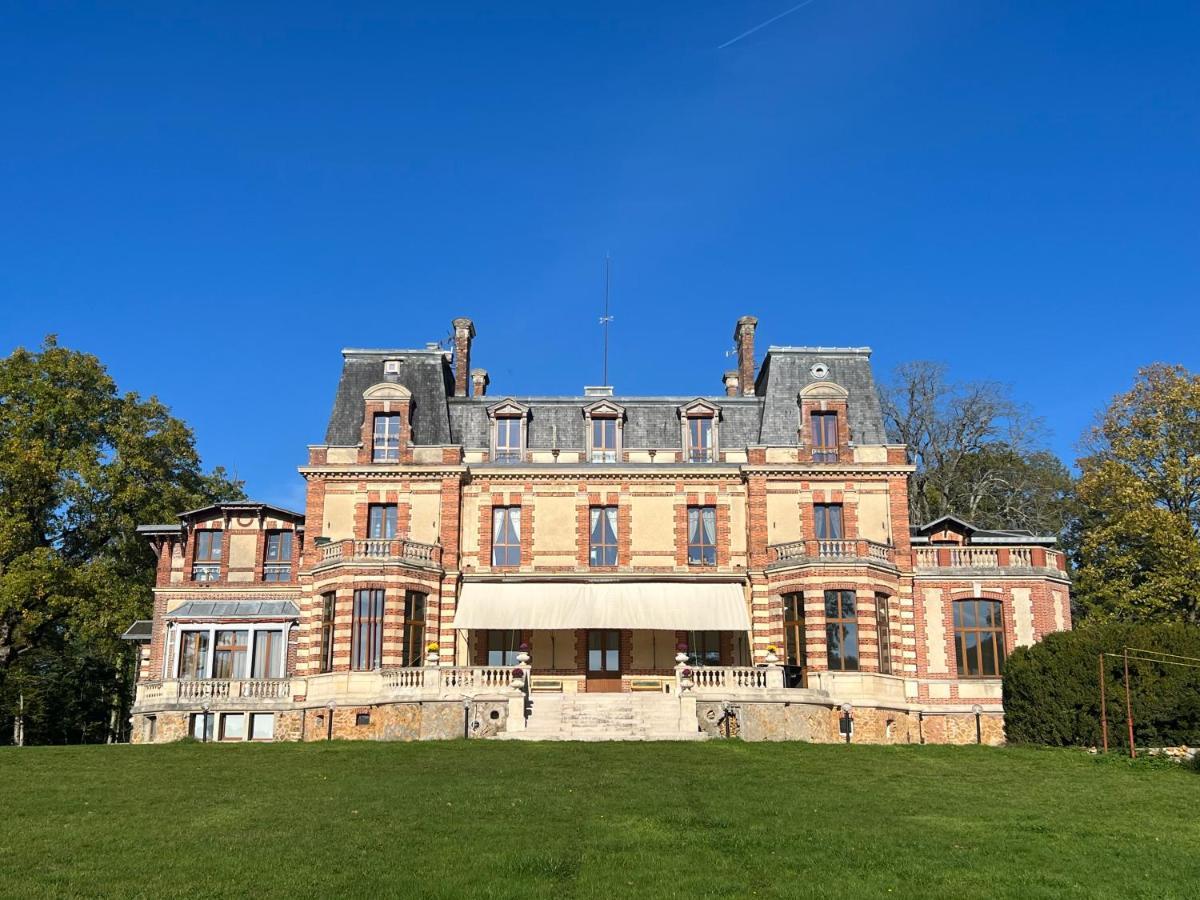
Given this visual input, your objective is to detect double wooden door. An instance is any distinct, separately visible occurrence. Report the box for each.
[586,629,621,692]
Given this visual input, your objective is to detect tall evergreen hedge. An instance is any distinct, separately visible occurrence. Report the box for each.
[1003,623,1200,747]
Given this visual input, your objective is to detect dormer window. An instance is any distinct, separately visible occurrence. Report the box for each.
[678,399,720,463]
[191,529,222,582]
[584,399,624,463]
[372,414,402,462]
[487,399,529,465]
[811,411,838,463]
[263,531,293,582]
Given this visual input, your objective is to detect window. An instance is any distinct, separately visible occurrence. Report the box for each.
[875,593,892,675]
[319,593,336,674]
[494,417,522,464]
[813,503,844,541]
[782,592,807,672]
[687,506,717,565]
[811,411,839,463]
[373,413,402,462]
[356,712,371,727]
[588,630,620,672]
[686,416,714,463]
[487,630,521,666]
[402,591,426,667]
[178,631,209,679]
[591,417,618,463]
[263,531,293,582]
[367,504,398,540]
[192,529,222,581]
[824,590,859,671]
[351,589,385,670]
[189,712,214,741]
[251,630,284,679]
[953,599,1006,677]
[492,506,521,566]
[589,506,618,566]
[219,713,245,741]
[212,630,249,679]
[687,631,721,667]
[145,715,157,742]
[250,713,275,741]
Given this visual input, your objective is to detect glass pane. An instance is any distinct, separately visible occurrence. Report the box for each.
[958,601,977,628]
[955,634,967,675]
[251,714,274,740]
[840,591,856,617]
[828,505,843,539]
[964,631,980,676]
[826,623,842,669]
[824,591,840,618]
[814,507,827,540]
[983,601,1001,627]
[605,649,619,670]
[588,648,602,670]
[221,713,245,740]
[980,633,997,676]
[842,623,858,670]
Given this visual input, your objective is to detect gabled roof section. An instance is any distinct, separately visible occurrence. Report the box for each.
[678,397,721,417]
[910,515,1058,546]
[486,397,530,418]
[121,620,153,641]
[583,398,625,418]
[176,500,305,523]
[913,514,978,536]
[324,348,454,446]
[756,346,887,446]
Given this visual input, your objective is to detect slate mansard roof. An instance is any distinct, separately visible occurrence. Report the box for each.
[322,343,889,452]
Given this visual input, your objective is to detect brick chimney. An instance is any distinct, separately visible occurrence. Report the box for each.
[452,317,475,397]
[470,368,489,397]
[734,316,758,396]
[723,371,739,397]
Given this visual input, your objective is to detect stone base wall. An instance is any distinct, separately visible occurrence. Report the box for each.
[695,700,1004,745]
[130,699,511,744]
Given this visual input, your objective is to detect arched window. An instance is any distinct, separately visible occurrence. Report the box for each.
[953,599,1006,677]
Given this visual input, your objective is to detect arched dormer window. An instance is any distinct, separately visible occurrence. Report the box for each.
[360,382,413,465]
[679,398,720,463]
[584,399,624,463]
[486,399,529,465]
[798,382,849,464]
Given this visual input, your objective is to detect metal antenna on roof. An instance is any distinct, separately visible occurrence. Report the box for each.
[599,254,614,385]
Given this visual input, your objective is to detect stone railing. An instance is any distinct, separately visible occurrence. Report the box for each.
[317,538,442,568]
[689,666,772,691]
[914,546,1065,571]
[437,666,514,692]
[770,539,894,565]
[178,679,293,701]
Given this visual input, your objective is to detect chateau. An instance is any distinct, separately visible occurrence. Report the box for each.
[125,316,1070,743]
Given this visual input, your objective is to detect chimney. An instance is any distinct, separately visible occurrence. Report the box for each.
[734,315,758,396]
[723,371,739,397]
[452,317,475,397]
[470,368,489,397]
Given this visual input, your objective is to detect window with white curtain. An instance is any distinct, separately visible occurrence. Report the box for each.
[687,506,717,565]
[252,630,284,679]
[492,506,521,566]
[589,506,618,566]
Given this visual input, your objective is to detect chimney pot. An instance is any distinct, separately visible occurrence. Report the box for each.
[470,368,489,398]
[723,371,740,397]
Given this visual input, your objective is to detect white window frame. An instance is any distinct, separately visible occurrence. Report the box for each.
[486,399,529,464]
[583,400,625,463]
[171,622,292,680]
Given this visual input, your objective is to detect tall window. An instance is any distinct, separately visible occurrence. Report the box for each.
[319,593,336,674]
[492,506,521,566]
[824,590,859,671]
[192,529,222,581]
[178,631,209,679]
[373,413,402,462]
[368,504,398,540]
[352,589,385,670]
[487,630,521,666]
[589,506,618,566]
[875,593,892,675]
[687,506,717,565]
[494,417,522,464]
[686,416,713,463]
[813,503,844,541]
[402,591,427,667]
[251,630,284,679]
[782,592,807,672]
[811,411,839,463]
[212,630,249,679]
[263,531,293,582]
[591,418,618,463]
[953,599,1006,677]
[687,631,721,667]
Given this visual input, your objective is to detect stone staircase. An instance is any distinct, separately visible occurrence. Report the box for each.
[497,692,706,741]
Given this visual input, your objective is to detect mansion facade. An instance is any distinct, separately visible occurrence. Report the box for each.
[125,316,1070,744]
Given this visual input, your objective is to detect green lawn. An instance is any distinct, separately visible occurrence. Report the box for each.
[0,742,1196,899]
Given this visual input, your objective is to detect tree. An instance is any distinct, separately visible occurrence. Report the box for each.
[881,361,1073,534]
[0,337,242,743]
[1072,364,1200,624]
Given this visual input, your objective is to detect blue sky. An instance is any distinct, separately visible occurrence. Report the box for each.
[3,1,1197,509]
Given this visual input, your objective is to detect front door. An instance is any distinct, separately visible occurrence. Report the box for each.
[586,629,621,692]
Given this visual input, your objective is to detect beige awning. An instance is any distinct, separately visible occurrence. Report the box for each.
[452,582,751,631]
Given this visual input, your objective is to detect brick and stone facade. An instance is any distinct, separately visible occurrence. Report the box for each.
[125,317,1070,744]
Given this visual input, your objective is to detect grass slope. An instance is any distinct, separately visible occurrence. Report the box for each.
[0,742,1196,899]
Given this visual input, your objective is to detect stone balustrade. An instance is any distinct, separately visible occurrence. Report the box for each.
[770,539,894,565]
[317,537,442,568]
[913,546,1065,572]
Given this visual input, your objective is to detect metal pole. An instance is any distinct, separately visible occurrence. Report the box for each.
[1123,648,1136,759]
[1098,653,1108,753]
[15,693,24,747]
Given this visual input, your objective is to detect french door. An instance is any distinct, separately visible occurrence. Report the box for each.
[586,629,622,692]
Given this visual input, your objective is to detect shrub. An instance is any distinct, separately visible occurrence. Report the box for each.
[1004,622,1200,748]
